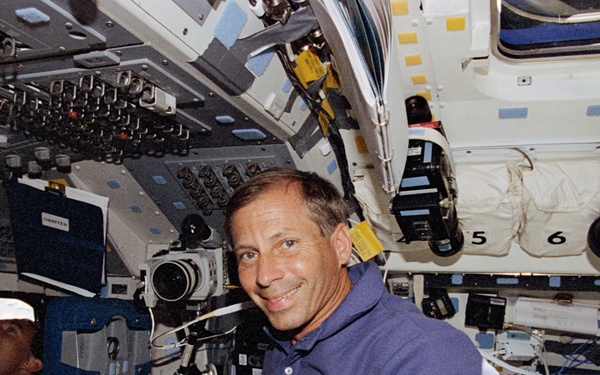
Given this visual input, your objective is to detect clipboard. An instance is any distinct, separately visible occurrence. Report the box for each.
[6,178,109,297]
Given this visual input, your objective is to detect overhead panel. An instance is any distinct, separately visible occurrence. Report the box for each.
[0,0,141,62]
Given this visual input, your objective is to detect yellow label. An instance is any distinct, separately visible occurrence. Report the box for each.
[318,98,335,135]
[397,32,418,44]
[293,49,326,88]
[324,63,340,89]
[416,90,432,101]
[411,74,428,85]
[349,221,384,261]
[354,135,369,154]
[404,54,423,66]
[391,0,409,15]
[49,178,69,187]
[447,16,466,31]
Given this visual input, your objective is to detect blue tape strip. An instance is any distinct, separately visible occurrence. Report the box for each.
[214,2,248,49]
[232,128,266,140]
[327,159,337,175]
[15,7,50,24]
[451,274,463,285]
[496,277,519,285]
[508,331,531,340]
[451,297,459,313]
[475,333,495,349]
[216,115,235,124]
[586,105,600,117]
[401,176,430,188]
[423,142,432,163]
[173,202,186,210]
[152,175,167,185]
[399,209,430,216]
[499,107,528,119]
[281,77,293,93]
[247,48,274,76]
[299,100,308,111]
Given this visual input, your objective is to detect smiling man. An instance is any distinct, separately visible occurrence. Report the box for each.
[225,168,498,374]
[0,298,43,375]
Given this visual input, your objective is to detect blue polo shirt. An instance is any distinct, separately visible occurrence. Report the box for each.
[263,261,490,374]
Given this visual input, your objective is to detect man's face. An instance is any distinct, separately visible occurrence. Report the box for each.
[0,319,39,375]
[231,184,352,342]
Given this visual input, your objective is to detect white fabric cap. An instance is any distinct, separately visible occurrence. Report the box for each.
[0,298,35,321]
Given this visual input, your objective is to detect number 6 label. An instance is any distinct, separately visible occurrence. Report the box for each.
[547,231,568,245]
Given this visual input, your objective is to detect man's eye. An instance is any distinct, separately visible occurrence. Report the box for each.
[282,240,296,249]
[239,252,257,262]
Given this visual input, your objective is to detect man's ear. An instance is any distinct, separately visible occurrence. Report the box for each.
[331,222,353,265]
[20,355,43,374]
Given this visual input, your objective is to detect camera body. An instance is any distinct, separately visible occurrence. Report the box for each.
[391,121,464,257]
[139,246,227,308]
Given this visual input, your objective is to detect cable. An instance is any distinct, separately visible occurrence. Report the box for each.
[148,306,156,346]
[556,339,593,375]
[149,301,255,350]
[195,323,240,344]
[381,251,391,283]
[479,349,543,375]
[274,45,365,221]
[538,339,550,375]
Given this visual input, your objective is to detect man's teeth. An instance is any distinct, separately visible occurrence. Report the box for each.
[270,287,299,301]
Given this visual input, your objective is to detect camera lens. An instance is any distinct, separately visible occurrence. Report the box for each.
[151,260,200,302]
[428,220,464,257]
[589,217,600,258]
[405,95,432,125]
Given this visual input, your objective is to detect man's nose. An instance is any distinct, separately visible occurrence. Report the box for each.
[256,252,285,287]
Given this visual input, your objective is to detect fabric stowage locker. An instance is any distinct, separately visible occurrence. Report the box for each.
[518,160,600,257]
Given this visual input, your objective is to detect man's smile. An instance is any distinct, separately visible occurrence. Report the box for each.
[262,286,301,309]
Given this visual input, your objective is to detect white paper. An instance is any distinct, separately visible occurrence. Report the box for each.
[22,273,96,298]
[308,0,403,192]
[18,178,109,238]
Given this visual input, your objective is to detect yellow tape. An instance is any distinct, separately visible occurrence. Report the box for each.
[293,49,326,88]
[391,0,409,15]
[411,74,428,85]
[354,135,369,154]
[349,221,384,261]
[318,98,335,135]
[416,90,432,101]
[447,16,466,31]
[398,32,418,44]
[324,63,340,89]
[404,54,423,66]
